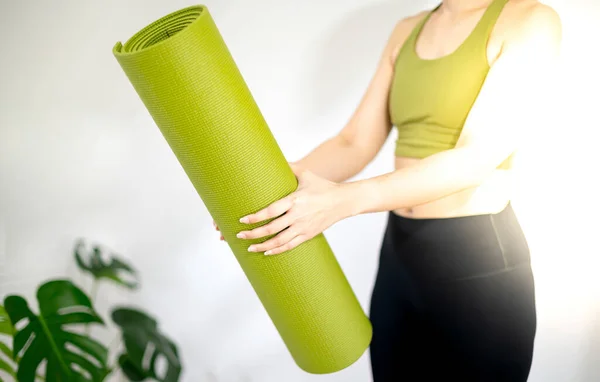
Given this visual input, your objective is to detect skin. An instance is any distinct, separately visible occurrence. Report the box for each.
[215,0,562,255]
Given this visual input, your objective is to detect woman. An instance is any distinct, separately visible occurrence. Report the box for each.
[216,0,561,380]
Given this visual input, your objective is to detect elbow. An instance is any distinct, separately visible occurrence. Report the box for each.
[336,133,374,171]
[337,130,356,149]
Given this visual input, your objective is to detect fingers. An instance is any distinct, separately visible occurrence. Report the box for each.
[213,220,224,241]
[239,194,296,225]
[247,226,303,254]
[237,213,293,240]
[264,234,307,256]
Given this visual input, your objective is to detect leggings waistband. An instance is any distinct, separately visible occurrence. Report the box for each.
[382,203,531,282]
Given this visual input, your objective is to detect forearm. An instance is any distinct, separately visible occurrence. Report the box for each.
[340,147,494,216]
[293,134,369,183]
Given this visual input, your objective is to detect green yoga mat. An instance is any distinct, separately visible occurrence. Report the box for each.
[112,5,372,373]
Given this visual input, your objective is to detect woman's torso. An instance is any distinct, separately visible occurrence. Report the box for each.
[390,0,517,219]
[394,156,514,218]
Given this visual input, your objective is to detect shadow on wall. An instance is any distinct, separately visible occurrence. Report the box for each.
[299,1,425,117]
[579,301,600,382]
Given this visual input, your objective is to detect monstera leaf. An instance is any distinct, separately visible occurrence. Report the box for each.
[74,239,139,289]
[112,308,181,382]
[0,304,16,378]
[3,280,110,381]
[118,354,147,381]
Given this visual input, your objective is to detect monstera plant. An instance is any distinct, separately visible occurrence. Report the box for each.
[113,309,181,382]
[74,239,140,293]
[0,239,183,382]
[0,305,16,379]
[3,280,110,381]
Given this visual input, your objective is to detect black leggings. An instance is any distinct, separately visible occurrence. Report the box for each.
[369,203,536,381]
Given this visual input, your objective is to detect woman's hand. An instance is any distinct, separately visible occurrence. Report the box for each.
[212,162,300,243]
[236,163,352,256]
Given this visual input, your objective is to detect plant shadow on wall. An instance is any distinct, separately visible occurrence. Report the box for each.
[299,0,425,119]
[0,239,182,382]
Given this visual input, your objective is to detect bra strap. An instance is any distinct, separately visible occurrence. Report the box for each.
[471,0,509,46]
[396,3,441,59]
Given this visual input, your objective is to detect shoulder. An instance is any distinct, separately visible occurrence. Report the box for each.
[386,10,430,63]
[502,0,562,52]
[481,1,562,109]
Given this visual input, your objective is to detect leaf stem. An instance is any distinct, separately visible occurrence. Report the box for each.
[86,280,100,336]
[37,314,71,378]
[90,280,99,303]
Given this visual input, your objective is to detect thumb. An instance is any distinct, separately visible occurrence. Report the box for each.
[289,161,304,176]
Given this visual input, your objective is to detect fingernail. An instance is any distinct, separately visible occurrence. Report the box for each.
[240,217,249,223]
[236,232,246,239]
[248,245,256,252]
[264,250,272,256]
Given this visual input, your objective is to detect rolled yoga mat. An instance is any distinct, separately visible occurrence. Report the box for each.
[112,5,372,374]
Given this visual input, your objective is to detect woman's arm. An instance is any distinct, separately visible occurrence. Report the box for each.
[290,135,371,184]
[235,3,562,255]
[341,3,563,216]
[293,14,426,183]
[214,15,422,239]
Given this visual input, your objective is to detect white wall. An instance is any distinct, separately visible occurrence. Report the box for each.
[0,1,598,381]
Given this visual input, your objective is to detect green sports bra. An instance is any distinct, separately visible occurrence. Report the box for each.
[389,0,511,169]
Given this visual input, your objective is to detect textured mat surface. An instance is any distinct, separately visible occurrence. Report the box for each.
[112,5,371,374]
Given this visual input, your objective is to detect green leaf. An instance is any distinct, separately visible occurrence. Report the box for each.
[0,342,12,360]
[112,308,181,382]
[0,305,14,359]
[0,305,14,337]
[0,356,16,379]
[0,305,16,378]
[74,239,139,289]
[118,353,146,381]
[3,280,109,382]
